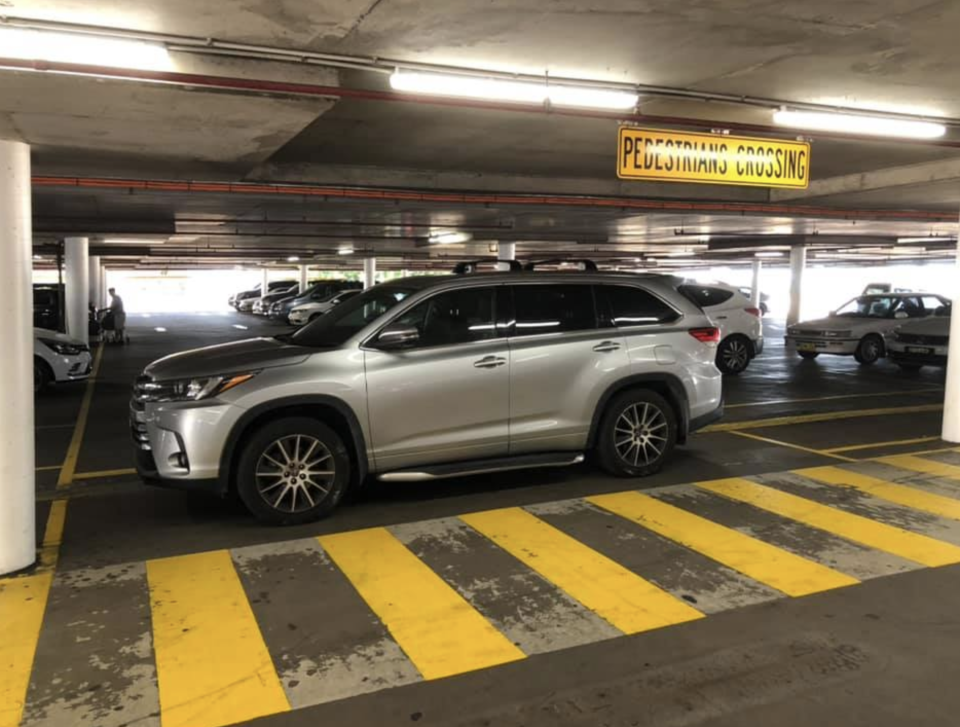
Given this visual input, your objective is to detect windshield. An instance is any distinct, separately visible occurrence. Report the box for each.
[289,286,416,347]
[835,296,904,319]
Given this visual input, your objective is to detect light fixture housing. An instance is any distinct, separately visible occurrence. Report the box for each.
[0,26,173,71]
[337,247,354,255]
[773,108,947,139]
[287,256,300,262]
[428,231,473,245]
[390,70,637,110]
[755,251,786,258]
[897,236,956,244]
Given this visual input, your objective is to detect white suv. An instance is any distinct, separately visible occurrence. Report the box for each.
[679,284,763,375]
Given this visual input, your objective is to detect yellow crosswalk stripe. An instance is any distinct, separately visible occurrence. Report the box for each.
[319,527,523,680]
[799,466,960,521]
[0,573,54,727]
[146,550,290,727]
[589,492,857,597]
[700,478,960,568]
[461,507,704,633]
[876,454,960,481]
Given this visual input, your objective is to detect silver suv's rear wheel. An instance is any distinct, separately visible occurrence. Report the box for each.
[596,389,677,477]
[237,417,351,525]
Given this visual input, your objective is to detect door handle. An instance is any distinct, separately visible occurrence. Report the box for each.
[474,355,507,369]
[593,341,622,353]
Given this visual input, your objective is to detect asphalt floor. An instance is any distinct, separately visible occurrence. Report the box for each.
[4,312,959,727]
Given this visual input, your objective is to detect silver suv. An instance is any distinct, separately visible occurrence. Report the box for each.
[131,270,724,524]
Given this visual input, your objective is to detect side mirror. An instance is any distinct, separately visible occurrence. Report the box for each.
[894,311,909,320]
[376,325,419,350]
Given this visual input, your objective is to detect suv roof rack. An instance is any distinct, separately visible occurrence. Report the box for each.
[452,258,523,274]
[522,258,599,272]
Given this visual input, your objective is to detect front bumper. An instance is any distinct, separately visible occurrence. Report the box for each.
[785,336,859,355]
[289,312,310,325]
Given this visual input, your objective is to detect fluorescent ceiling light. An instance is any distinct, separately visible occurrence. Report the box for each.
[390,70,637,110]
[0,27,173,71]
[663,251,695,257]
[428,231,473,245]
[773,108,946,139]
[101,238,165,245]
[897,236,956,243]
[287,255,300,262]
[755,251,785,258]
[337,247,354,255]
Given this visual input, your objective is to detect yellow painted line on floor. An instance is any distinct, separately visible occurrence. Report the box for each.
[824,436,941,454]
[701,404,942,433]
[73,467,138,481]
[35,464,62,472]
[876,454,960,481]
[728,430,855,461]
[798,466,960,521]
[37,499,67,571]
[147,550,290,727]
[319,527,523,680]
[725,388,943,409]
[462,507,704,633]
[56,342,105,489]
[0,572,54,727]
[589,491,857,597]
[877,445,960,459]
[700,478,960,568]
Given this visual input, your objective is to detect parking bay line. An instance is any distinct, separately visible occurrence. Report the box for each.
[588,491,858,597]
[725,388,944,409]
[699,478,960,568]
[56,341,105,489]
[875,454,960,481]
[701,403,943,433]
[824,436,941,454]
[319,527,524,681]
[727,430,855,462]
[73,467,138,481]
[461,507,704,634]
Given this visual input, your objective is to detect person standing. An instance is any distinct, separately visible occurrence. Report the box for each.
[107,287,127,344]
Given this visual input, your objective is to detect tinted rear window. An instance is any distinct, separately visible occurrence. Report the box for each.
[599,285,680,326]
[511,284,596,336]
[679,285,734,308]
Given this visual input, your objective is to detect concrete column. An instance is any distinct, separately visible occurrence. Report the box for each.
[942,223,960,442]
[497,241,516,271]
[88,255,101,310]
[261,267,269,294]
[787,245,806,326]
[100,265,107,308]
[0,139,36,575]
[363,257,377,289]
[299,264,309,294]
[750,258,762,308]
[64,237,90,346]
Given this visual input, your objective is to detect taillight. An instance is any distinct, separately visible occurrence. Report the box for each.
[689,327,720,343]
[745,307,762,317]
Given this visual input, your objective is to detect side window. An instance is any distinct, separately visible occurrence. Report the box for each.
[678,285,734,308]
[601,285,681,327]
[899,296,924,318]
[921,296,948,314]
[511,284,596,336]
[392,287,497,347]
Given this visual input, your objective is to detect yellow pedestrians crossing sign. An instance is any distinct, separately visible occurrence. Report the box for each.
[617,127,811,188]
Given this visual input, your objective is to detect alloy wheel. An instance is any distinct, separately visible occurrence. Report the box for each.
[255,434,335,513]
[722,339,749,372]
[614,402,668,467]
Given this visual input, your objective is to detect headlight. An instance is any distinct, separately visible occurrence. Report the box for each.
[136,372,258,403]
[39,338,87,356]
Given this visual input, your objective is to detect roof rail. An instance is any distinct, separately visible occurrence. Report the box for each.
[522,258,599,272]
[452,258,522,274]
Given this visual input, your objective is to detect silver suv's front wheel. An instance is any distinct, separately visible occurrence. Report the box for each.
[596,389,677,477]
[236,417,351,525]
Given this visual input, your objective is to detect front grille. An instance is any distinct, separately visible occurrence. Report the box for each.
[792,329,825,337]
[898,332,948,346]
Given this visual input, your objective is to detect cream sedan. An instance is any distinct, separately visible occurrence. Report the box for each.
[288,289,362,326]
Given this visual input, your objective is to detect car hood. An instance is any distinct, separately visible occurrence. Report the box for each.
[144,337,311,380]
[34,328,85,346]
[896,316,952,336]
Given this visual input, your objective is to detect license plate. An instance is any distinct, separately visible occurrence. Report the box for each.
[906,346,933,355]
[797,342,818,352]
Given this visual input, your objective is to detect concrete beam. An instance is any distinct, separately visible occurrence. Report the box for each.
[771,157,960,203]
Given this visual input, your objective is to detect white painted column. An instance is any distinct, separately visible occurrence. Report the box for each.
[100,264,107,308]
[64,237,90,346]
[298,264,309,294]
[88,255,101,310]
[750,258,762,308]
[363,257,377,289]
[0,139,36,575]
[261,267,269,294]
[787,245,806,326]
[942,219,960,442]
[497,241,516,271]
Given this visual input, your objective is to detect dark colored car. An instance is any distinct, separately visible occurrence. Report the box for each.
[269,280,364,322]
[34,284,64,331]
[232,280,298,310]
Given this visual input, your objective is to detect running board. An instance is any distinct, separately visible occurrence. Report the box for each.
[378,452,585,483]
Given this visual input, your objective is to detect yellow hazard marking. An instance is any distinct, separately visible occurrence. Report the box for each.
[319,527,523,680]
[701,404,942,433]
[0,572,54,727]
[700,478,960,568]
[462,507,704,633]
[876,454,960,481]
[589,491,857,597]
[56,342,105,489]
[147,550,289,727]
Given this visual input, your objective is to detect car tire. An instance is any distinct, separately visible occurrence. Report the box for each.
[897,362,923,372]
[798,351,819,360]
[34,358,52,394]
[236,417,351,525]
[716,335,752,375]
[854,334,884,366]
[596,389,677,478]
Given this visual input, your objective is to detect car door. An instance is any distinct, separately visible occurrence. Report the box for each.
[505,283,630,454]
[364,285,510,471]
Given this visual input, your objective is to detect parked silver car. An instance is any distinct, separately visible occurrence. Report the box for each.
[131,270,724,523]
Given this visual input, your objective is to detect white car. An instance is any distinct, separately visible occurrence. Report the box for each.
[34,328,93,392]
[786,292,950,365]
[680,283,763,374]
[288,289,362,326]
[886,309,951,370]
